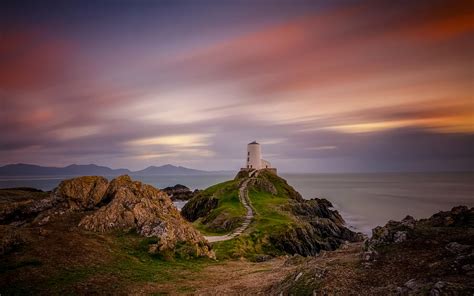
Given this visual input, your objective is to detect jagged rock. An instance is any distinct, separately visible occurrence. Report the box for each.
[426,206,474,227]
[368,207,473,249]
[79,175,214,258]
[162,184,197,201]
[54,176,109,210]
[270,198,364,256]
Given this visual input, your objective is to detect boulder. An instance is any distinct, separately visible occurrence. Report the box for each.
[79,175,214,259]
[54,176,109,210]
[162,184,197,201]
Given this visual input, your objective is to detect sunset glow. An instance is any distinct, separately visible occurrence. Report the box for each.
[1,0,473,172]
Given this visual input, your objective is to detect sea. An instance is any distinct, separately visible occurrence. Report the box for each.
[1,172,473,235]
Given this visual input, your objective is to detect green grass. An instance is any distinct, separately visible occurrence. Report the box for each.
[38,232,220,294]
[192,179,246,235]
[212,171,297,260]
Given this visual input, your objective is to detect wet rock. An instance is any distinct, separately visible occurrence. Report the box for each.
[79,175,214,258]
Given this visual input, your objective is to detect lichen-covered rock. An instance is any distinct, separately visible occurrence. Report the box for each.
[79,175,214,259]
[181,192,219,222]
[54,176,109,210]
[162,184,197,201]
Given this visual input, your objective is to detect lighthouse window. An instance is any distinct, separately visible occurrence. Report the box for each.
[247,152,250,156]
[247,157,249,162]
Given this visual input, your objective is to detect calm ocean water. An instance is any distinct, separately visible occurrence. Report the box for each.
[1,172,473,234]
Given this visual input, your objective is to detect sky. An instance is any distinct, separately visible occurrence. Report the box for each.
[0,0,473,173]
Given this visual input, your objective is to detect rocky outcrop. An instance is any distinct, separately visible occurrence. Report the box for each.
[367,206,473,249]
[54,176,109,210]
[271,198,364,256]
[79,175,214,258]
[0,177,110,227]
[247,178,278,196]
[0,176,215,259]
[181,192,219,222]
[162,184,198,201]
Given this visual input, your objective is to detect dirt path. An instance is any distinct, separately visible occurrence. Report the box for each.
[204,177,254,243]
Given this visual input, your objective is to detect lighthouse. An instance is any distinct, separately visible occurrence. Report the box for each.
[244,141,276,173]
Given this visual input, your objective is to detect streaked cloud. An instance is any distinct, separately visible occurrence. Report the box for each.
[0,0,472,172]
[126,133,212,147]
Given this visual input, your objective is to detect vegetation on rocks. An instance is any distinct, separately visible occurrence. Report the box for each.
[182,179,246,234]
[183,170,363,259]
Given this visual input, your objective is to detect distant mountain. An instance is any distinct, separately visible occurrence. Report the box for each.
[0,163,130,177]
[0,163,230,177]
[132,164,208,176]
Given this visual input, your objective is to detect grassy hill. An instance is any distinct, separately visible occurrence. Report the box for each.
[182,170,362,260]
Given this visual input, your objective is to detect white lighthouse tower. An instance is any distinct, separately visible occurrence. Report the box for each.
[244,141,276,173]
[246,141,262,169]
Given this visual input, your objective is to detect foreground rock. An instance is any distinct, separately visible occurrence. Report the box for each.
[162,184,198,201]
[0,176,214,259]
[366,206,474,249]
[54,176,109,210]
[270,206,474,295]
[79,176,214,258]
